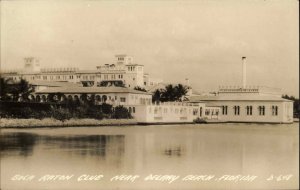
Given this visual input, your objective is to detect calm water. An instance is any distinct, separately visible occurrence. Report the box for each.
[0,123,298,190]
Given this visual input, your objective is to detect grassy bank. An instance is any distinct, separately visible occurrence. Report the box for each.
[0,118,138,128]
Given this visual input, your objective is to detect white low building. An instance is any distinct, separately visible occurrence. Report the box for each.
[189,86,293,124]
[131,102,203,123]
[128,102,221,124]
[34,86,152,106]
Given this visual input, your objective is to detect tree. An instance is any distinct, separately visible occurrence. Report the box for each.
[158,84,189,102]
[101,103,112,115]
[152,89,162,103]
[79,94,88,105]
[0,77,12,101]
[47,93,64,103]
[175,84,189,101]
[134,86,147,92]
[87,94,96,106]
[0,78,34,101]
[161,84,176,102]
[19,79,34,100]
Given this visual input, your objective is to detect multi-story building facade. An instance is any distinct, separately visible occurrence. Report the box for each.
[0,55,162,89]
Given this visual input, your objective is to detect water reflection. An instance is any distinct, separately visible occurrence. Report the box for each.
[0,133,38,157]
[1,133,125,158]
[42,135,125,157]
[0,124,298,190]
[164,147,183,157]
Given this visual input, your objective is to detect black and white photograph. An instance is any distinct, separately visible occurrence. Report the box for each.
[0,0,299,189]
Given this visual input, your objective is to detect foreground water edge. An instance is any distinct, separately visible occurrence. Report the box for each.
[0,123,298,190]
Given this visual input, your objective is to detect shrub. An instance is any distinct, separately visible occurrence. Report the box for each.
[51,108,73,121]
[193,117,207,124]
[112,106,132,119]
[86,106,104,119]
[102,103,113,115]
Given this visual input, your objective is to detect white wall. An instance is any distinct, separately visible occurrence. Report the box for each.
[207,100,293,123]
[129,102,207,123]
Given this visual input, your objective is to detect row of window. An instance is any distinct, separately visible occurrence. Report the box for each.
[25,75,76,80]
[222,105,279,116]
[205,109,219,116]
[128,66,135,71]
[148,107,199,115]
[9,74,125,81]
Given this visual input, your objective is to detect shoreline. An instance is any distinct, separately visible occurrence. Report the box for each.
[0,118,138,128]
[0,118,297,128]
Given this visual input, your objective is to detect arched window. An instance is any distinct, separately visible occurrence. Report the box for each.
[68,95,73,100]
[41,95,47,102]
[61,95,67,102]
[95,95,101,102]
[36,95,41,102]
[102,95,107,103]
[28,95,35,102]
[74,95,80,105]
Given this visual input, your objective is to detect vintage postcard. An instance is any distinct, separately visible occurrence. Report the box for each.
[0,0,299,190]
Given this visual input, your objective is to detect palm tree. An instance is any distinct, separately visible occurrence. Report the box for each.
[175,84,189,101]
[0,77,12,101]
[0,78,33,101]
[162,84,176,102]
[158,84,189,102]
[152,89,162,103]
[16,79,34,101]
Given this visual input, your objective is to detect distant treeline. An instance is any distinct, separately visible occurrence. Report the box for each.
[0,101,132,121]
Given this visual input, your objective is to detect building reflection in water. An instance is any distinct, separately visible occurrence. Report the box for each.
[0,132,38,157]
[0,132,125,161]
[164,147,183,157]
[0,124,298,190]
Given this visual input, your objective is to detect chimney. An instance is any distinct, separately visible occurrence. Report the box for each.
[185,78,190,86]
[242,57,246,89]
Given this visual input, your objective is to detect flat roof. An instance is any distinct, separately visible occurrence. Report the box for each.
[188,95,293,102]
[125,64,144,66]
[36,86,152,95]
[30,81,82,87]
[75,70,100,74]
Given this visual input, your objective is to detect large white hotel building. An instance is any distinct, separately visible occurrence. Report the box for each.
[0,55,294,124]
[1,55,162,89]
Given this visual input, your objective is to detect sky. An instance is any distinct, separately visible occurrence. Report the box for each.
[1,0,299,97]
